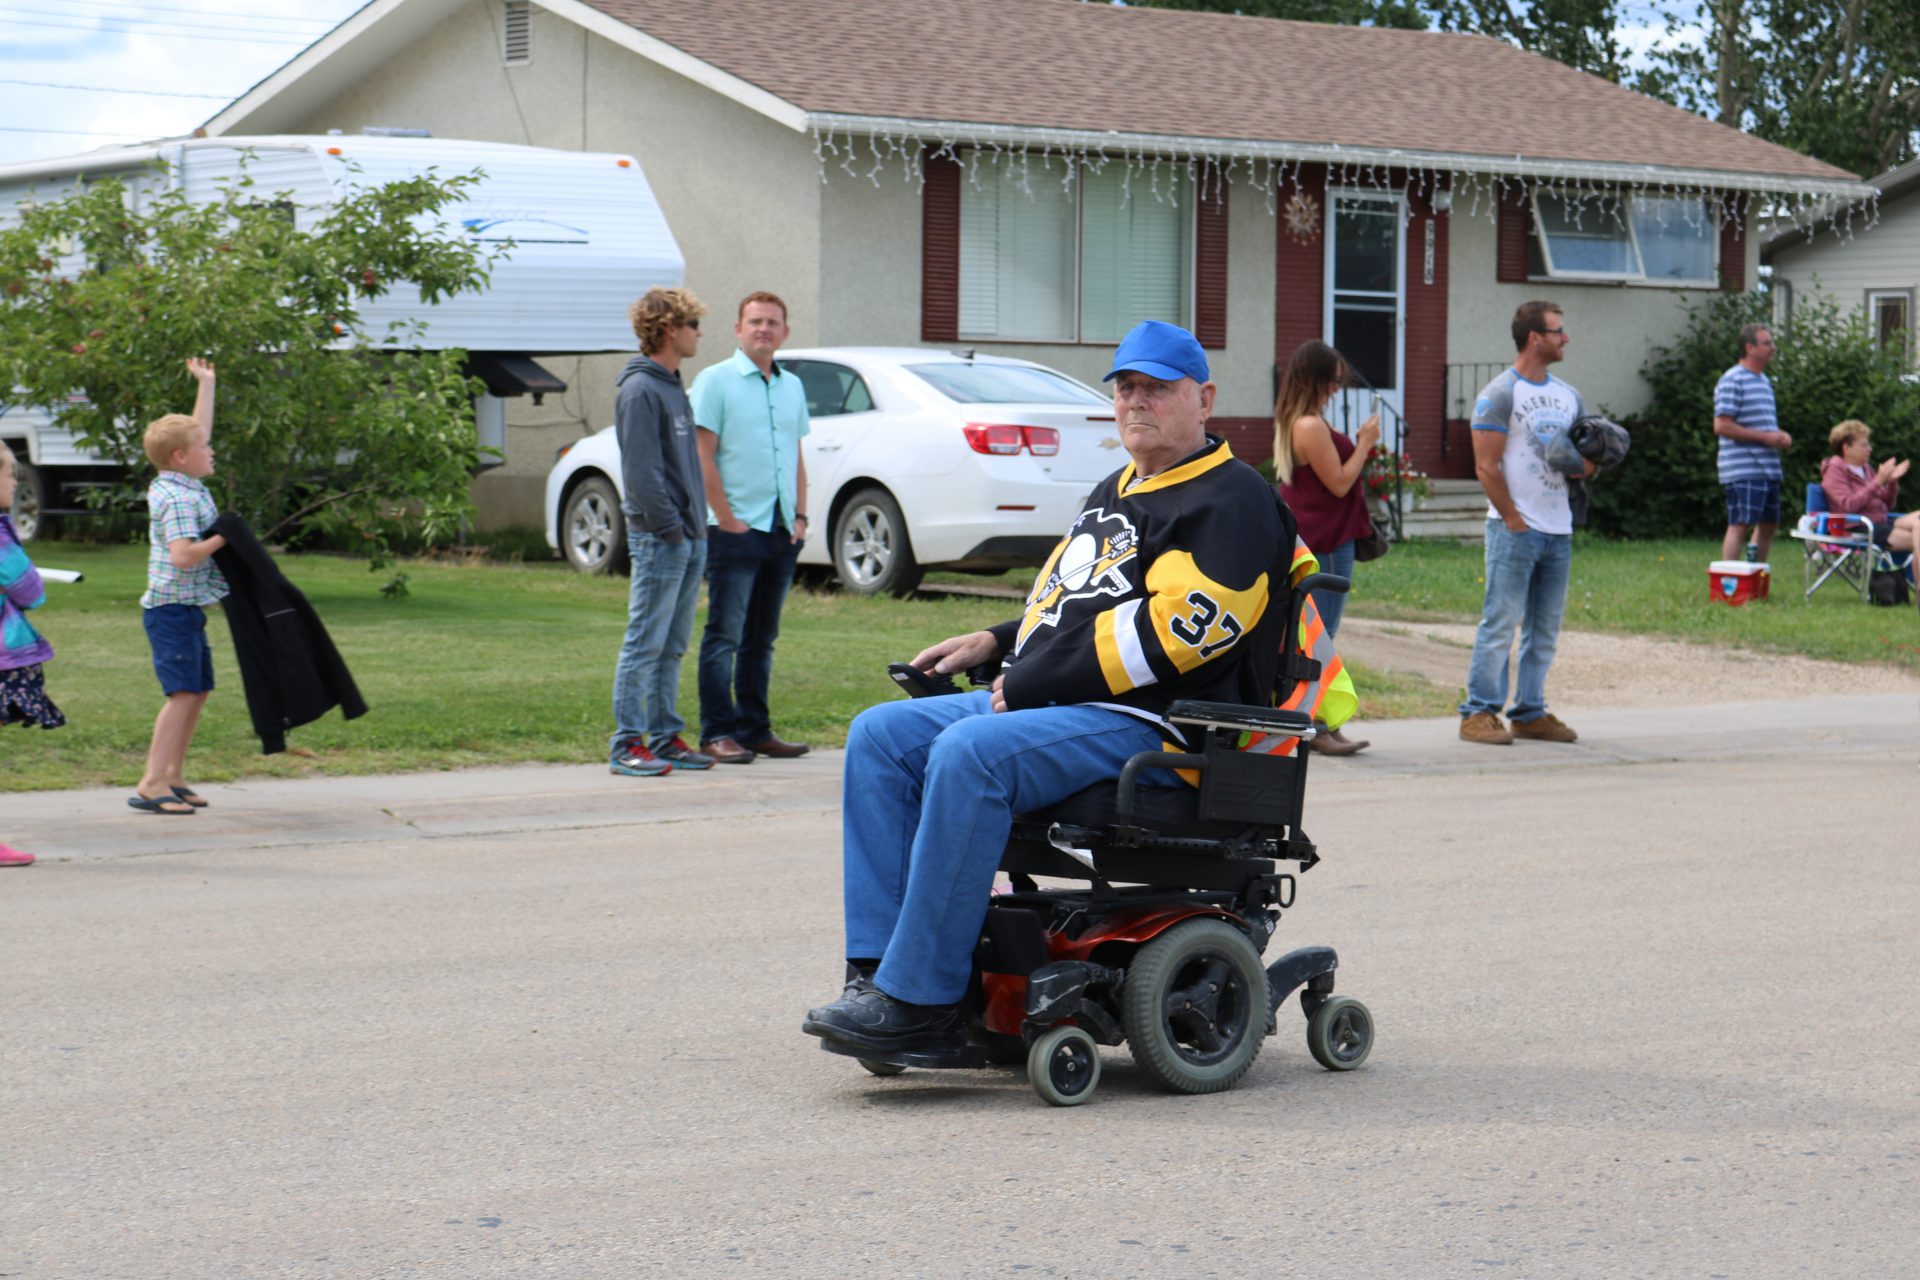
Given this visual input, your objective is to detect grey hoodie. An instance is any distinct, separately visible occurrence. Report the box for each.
[614,355,705,543]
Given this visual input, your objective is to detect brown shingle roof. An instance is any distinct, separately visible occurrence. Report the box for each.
[578,0,1856,185]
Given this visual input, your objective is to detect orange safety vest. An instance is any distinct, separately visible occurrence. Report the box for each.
[1243,539,1359,758]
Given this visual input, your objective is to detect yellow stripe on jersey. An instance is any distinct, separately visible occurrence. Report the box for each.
[1137,550,1269,678]
[1094,608,1129,693]
[1117,439,1239,497]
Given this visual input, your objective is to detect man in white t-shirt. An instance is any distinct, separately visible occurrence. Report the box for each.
[1459,300,1593,746]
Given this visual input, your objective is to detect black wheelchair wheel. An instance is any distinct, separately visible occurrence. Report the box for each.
[1306,995,1374,1071]
[1121,917,1269,1094]
[1027,1024,1101,1106]
[857,1059,908,1077]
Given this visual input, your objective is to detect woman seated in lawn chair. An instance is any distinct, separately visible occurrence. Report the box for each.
[1819,420,1919,585]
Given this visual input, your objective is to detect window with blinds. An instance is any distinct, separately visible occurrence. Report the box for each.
[957,153,1192,343]
[1080,166,1191,344]
[502,0,531,66]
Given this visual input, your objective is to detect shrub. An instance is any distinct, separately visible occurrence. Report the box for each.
[1588,290,1920,538]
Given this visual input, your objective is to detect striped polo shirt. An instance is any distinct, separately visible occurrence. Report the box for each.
[1713,365,1783,484]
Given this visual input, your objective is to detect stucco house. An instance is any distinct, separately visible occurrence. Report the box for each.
[1763,154,1919,367]
[205,0,1867,530]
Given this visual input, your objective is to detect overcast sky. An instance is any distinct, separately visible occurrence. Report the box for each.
[0,0,371,167]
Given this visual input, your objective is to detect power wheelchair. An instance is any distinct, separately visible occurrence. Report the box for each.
[817,573,1375,1107]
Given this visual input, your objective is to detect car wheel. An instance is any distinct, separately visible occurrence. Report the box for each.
[8,456,54,542]
[832,487,922,597]
[561,474,629,575]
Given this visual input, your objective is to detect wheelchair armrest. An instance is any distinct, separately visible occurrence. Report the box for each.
[1112,750,1206,826]
[1168,699,1316,738]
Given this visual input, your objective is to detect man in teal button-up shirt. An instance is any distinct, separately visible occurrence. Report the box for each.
[689,291,812,762]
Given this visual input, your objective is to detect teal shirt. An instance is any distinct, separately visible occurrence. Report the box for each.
[688,349,810,533]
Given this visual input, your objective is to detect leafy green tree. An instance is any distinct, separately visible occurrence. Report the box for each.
[1635,0,1920,177]
[0,164,499,567]
[1585,289,1920,538]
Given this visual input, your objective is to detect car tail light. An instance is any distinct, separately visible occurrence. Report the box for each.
[963,423,1059,457]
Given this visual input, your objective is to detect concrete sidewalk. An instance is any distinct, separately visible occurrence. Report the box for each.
[6,691,1912,863]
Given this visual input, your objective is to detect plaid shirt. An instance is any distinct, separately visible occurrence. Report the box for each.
[141,472,228,608]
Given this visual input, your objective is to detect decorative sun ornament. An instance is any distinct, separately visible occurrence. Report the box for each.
[1283,190,1321,243]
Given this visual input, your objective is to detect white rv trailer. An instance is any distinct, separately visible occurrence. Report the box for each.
[0,134,683,540]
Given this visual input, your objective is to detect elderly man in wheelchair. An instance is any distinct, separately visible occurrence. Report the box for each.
[802,321,1374,1106]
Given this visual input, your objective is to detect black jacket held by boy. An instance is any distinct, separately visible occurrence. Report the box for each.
[210,514,368,754]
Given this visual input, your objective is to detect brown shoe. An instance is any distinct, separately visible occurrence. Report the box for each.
[1308,725,1369,756]
[1459,711,1513,745]
[701,736,757,764]
[1511,713,1578,743]
[743,733,811,759]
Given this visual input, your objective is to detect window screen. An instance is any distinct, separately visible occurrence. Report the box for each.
[958,157,1076,342]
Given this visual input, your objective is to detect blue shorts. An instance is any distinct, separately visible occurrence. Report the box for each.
[1723,478,1781,526]
[143,604,215,696]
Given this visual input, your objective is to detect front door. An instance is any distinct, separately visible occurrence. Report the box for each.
[1323,190,1406,452]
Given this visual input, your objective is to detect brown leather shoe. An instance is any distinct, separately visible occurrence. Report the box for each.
[1308,725,1370,756]
[701,736,757,764]
[1511,713,1578,743]
[743,733,811,759]
[1459,711,1513,745]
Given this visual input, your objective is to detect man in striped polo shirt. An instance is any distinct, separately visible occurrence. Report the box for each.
[1713,323,1792,563]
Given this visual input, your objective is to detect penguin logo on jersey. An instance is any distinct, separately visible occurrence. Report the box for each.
[1022,507,1139,638]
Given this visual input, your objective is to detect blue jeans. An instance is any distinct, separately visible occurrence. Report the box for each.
[842,691,1172,1006]
[610,530,706,758]
[698,525,800,745]
[1313,539,1357,638]
[1460,519,1571,723]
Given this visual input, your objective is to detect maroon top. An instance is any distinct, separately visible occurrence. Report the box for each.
[1820,455,1899,524]
[1279,423,1375,553]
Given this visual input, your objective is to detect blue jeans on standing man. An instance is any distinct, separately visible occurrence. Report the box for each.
[1459,518,1572,724]
[698,524,800,746]
[841,691,1174,1006]
[610,529,706,760]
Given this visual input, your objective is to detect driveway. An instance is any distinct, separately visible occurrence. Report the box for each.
[4,693,1916,1277]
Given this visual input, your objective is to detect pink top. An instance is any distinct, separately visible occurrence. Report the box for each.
[1820,454,1899,524]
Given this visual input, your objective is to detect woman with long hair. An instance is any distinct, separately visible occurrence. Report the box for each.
[1273,340,1377,755]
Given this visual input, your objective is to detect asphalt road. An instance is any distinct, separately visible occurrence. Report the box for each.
[4,694,1916,1278]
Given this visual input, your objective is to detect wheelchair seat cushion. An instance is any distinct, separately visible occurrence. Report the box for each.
[1020,781,1252,839]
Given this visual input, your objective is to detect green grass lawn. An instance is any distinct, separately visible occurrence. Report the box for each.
[1348,535,1920,670]
[8,535,1910,792]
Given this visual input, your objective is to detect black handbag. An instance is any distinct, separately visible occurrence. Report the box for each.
[1352,517,1391,563]
[1869,567,1911,607]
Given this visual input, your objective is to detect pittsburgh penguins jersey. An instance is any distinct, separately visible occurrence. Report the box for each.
[987,436,1296,737]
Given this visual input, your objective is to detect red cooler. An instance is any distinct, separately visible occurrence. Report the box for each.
[1708,560,1770,605]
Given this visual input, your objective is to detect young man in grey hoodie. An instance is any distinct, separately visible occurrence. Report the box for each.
[608,286,714,776]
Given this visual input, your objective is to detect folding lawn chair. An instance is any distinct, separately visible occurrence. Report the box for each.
[1787,481,1913,603]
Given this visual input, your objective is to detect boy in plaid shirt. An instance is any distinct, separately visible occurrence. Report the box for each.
[132,358,227,815]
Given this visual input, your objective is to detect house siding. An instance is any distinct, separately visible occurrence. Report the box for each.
[1445,203,1758,428]
[276,0,826,529]
[1768,190,1920,367]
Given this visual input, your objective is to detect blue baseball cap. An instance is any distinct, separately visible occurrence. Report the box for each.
[1103,320,1210,385]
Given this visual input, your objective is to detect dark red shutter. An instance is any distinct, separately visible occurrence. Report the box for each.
[1718,195,1747,292]
[1273,163,1327,366]
[922,147,960,342]
[1194,176,1229,349]
[1496,185,1531,283]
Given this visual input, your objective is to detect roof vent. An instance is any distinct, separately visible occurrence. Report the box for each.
[502,0,531,66]
[361,127,432,138]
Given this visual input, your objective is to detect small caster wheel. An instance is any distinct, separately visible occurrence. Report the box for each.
[1306,995,1374,1071]
[1027,1025,1101,1106]
[858,1059,907,1077]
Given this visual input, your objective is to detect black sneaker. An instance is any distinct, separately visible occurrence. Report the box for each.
[807,962,877,1022]
[802,986,967,1055]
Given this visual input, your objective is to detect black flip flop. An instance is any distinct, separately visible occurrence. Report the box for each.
[128,794,195,816]
[170,787,209,808]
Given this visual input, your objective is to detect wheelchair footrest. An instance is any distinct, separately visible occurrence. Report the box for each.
[1265,944,1338,1018]
[816,1037,988,1070]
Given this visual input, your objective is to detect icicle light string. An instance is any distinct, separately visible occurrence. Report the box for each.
[803,122,1877,240]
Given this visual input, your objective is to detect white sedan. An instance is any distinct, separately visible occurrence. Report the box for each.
[545,347,1125,594]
